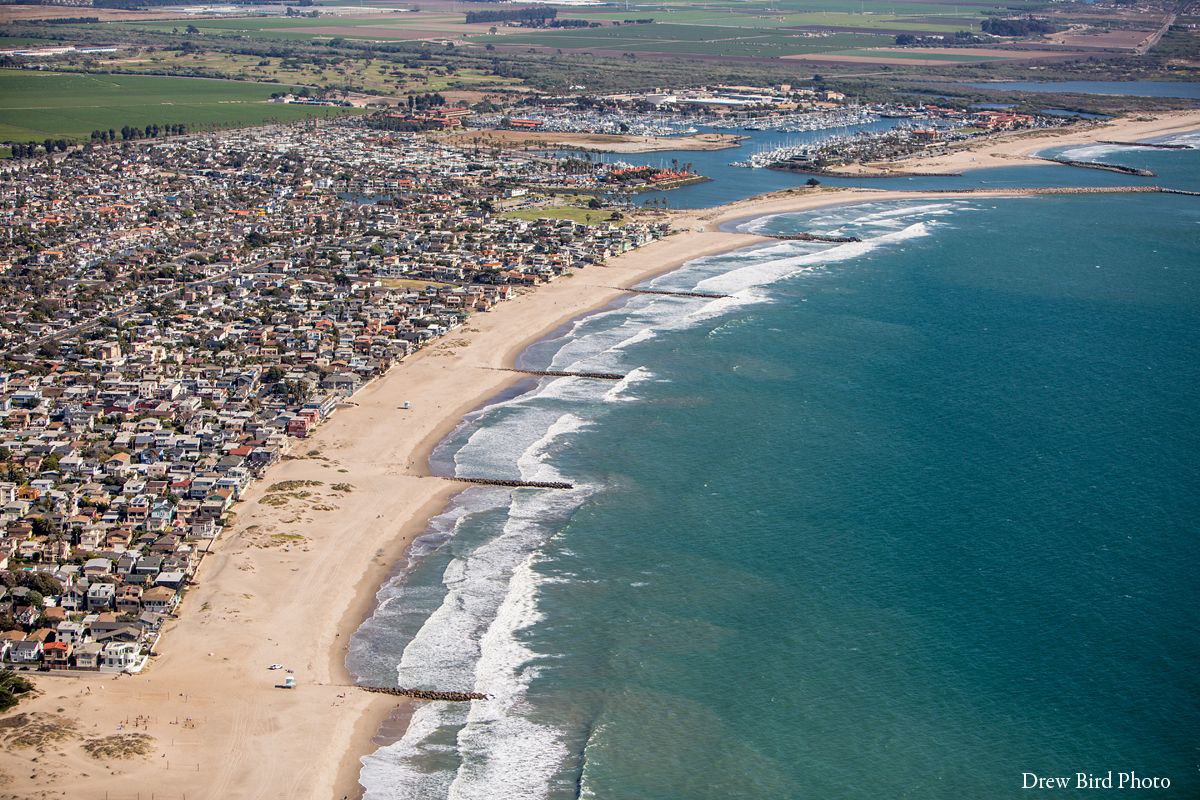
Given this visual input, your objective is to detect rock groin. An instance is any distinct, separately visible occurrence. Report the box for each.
[362,687,490,701]
[1097,140,1190,150]
[502,368,625,381]
[451,477,574,490]
[619,287,729,299]
[768,232,861,243]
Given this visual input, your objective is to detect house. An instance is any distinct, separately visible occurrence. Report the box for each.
[192,516,218,539]
[87,582,116,610]
[0,630,24,660]
[140,586,176,614]
[55,620,87,646]
[9,639,42,664]
[102,641,139,671]
[83,557,112,579]
[92,624,141,644]
[115,584,143,614]
[73,642,104,670]
[42,640,71,668]
[155,570,186,590]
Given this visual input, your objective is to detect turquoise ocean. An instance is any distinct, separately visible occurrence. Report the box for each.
[347,128,1200,798]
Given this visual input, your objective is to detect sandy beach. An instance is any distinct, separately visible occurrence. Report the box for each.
[2,110,1198,799]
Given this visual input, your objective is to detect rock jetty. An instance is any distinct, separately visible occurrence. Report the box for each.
[1098,140,1190,150]
[502,368,625,380]
[1044,157,1155,177]
[619,287,729,299]
[452,477,574,489]
[362,687,490,702]
[768,232,861,243]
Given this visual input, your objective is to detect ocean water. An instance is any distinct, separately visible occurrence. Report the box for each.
[348,140,1200,798]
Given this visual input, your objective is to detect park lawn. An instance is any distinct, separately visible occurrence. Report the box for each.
[501,206,623,225]
[382,278,455,290]
[0,69,360,142]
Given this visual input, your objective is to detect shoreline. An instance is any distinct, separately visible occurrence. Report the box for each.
[326,228,768,800]
[3,113,1198,800]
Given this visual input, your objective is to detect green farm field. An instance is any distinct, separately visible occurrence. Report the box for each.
[474,26,894,58]
[0,70,359,142]
[118,13,475,42]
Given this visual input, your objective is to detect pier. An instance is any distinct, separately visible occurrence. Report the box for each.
[1098,140,1191,150]
[450,476,575,489]
[362,686,490,702]
[618,287,730,299]
[768,232,861,243]
[1043,157,1156,177]
[499,367,626,380]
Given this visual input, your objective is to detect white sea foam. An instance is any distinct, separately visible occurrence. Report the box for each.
[447,553,566,799]
[363,415,591,800]
[1156,131,1200,148]
[695,221,932,296]
[603,366,655,403]
[1057,143,1134,160]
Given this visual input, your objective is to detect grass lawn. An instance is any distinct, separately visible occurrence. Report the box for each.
[501,206,622,225]
[0,69,360,142]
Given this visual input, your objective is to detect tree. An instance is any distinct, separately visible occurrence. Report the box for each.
[186,24,199,34]
[0,670,34,712]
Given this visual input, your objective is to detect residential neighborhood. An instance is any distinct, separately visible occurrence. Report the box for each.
[0,117,671,673]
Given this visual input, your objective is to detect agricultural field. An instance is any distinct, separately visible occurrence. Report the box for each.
[0,69,358,142]
[454,0,1066,62]
[72,49,519,96]
[472,26,896,59]
[558,9,984,34]
[117,12,492,43]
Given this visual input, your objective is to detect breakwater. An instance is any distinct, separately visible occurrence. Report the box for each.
[451,476,575,489]
[1044,157,1155,176]
[362,686,489,702]
[501,367,625,381]
[619,287,730,299]
[768,232,861,243]
[1098,140,1191,150]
